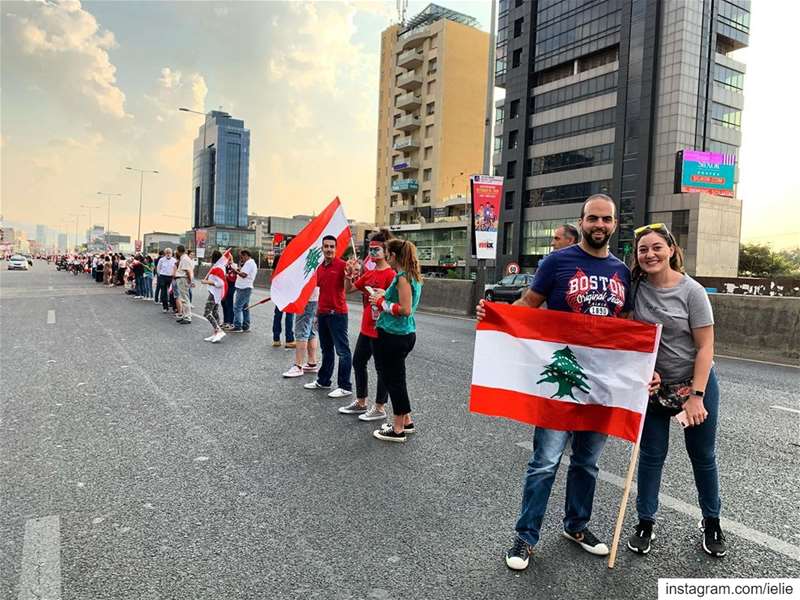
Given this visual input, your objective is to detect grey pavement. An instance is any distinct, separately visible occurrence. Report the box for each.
[1,263,799,600]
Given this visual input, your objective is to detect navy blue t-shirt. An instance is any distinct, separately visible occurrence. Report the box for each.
[530,245,632,317]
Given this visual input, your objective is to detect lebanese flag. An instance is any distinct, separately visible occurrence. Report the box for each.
[270,197,351,313]
[470,302,661,443]
[207,249,232,304]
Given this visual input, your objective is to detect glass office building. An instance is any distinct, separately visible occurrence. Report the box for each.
[494,0,749,276]
[191,111,251,229]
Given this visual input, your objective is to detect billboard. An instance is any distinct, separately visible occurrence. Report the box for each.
[677,149,736,197]
[195,229,207,258]
[470,175,504,260]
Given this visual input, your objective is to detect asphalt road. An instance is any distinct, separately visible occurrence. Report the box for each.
[1,263,799,600]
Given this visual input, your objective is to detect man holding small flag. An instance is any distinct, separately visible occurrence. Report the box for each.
[474,194,660,571]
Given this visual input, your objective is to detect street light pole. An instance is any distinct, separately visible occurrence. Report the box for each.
[124,167,159,249]
[97,191,122,236]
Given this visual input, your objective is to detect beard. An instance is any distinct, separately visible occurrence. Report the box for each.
[582,228,611,249]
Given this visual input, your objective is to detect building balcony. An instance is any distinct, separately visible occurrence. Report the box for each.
[395,114,421,132]
[397,71,423,91]
[396,92,422,111]
[391,178,419,193]
[397,48,424,69]
[389,200,416,213]
[392,159,419,173]
[393,136,420,151]
[398,26,430,50]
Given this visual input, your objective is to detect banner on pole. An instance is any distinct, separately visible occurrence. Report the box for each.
[470,175,503,260]
[195,229,207,258]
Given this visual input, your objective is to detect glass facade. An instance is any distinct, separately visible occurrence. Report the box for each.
[522,217,579,256]
[711,102,742,129]
[527,179,611,208]
[714,64,744,92]
[534,71,618,112]
[531,108,616,144]
[403,228,467,264]
[531,143,614,175]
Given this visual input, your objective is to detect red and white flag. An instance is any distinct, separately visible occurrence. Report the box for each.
[270,197,351,313]
[470,303,661,442]
[207,248,232,304]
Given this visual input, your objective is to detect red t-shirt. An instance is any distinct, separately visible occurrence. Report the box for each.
[316,258,348,314]
[354,267,397,338]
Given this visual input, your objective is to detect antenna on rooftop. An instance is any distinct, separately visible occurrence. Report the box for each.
[397,0,407,24]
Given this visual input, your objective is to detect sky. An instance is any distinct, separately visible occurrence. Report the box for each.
[0,0,797,249]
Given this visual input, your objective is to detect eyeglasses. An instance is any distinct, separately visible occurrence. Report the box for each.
[634,223,674,244]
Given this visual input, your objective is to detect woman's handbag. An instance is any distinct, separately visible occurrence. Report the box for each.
[648,377,693,416]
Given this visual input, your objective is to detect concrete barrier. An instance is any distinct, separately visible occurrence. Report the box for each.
[416,277,476,315]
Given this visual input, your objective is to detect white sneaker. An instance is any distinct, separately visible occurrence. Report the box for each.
[204,334,216,342]
[304,380,332,390]
[302,363,320,373]
[358,406,387,421]
[283,365,305,378]
[328,388,352,399]
[211,331,226,343]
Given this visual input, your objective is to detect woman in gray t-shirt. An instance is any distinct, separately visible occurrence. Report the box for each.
[626,224,726,558]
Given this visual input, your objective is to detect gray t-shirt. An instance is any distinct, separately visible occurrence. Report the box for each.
[633,275,714,382]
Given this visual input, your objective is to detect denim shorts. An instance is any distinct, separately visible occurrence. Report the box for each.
[294,301,318,341]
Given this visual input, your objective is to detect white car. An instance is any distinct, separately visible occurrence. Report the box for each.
[7,255,29,270]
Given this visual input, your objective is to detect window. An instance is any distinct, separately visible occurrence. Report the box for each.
[515,0,523,6]
[514,17,524,38]
[495,105,505,125]
[531,143,614,175]
[497,25,508,44]
[422,190,431,203]
[714,64,744,91]
[494,136,504,153]
[718,0,750,34]
[427,81,435,94]
[522,217,580,255]
[527,180,611,207]
[512,48,523,68]
[578,46,619,72]
[707,140,739,159]
[531,108,616,144]
[503,222,515,254]
[423,168,432,182]
[425,124,434,137]
[504,190,514,210]
[508,129,519,149]
[506,160,517,179]
[534,71,618,112]
[424,146,433,160]
[671,210,690,250]
[427,58,437,74]
[711,102,742,129]
[426,102,435,116]
[495,42,508,76]
[510,99,520,119]
[534,61,574,86]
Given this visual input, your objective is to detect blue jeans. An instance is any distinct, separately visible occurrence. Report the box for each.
[515,428,608,546]
[273,307,295,343]
[317,312,352,391]
[221,284,235,324]
[135,274,145,296]
[637,369,721,522]
[143,275,153,298]
[233,287,252,329]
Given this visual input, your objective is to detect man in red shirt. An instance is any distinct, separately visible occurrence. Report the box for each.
[304,235,353,398]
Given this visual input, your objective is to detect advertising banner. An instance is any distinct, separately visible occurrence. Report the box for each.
[195,228,207,258]
[678,149,736,197]
[470,175,503,260]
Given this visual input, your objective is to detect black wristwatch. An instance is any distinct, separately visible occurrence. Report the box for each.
[691,390,705,398]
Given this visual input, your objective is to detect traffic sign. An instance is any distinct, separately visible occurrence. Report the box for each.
[505,262,520,275]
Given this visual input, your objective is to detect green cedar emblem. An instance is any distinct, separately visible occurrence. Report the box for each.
[537,346,591,401]
[304,246,323,278]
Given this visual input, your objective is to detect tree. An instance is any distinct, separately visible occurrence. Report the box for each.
[537,346,591,401]
[739,243,798,277]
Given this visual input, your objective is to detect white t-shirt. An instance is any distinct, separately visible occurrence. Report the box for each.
[157,256,177,276]
[235,258,257,289]
[175,254,194,278]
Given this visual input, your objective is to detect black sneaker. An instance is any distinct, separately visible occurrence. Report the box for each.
[373,427,406,443]
[627,520,655,555]
[699,518,727,557]
[505,536,533,570]
[379,422,415,434]
[562,528,609,556]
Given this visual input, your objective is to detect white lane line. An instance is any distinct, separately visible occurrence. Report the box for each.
[771,405,800,415]
[715,354,800,369]
[514,440,800,563]
[46,310,56,324]
[19,515,61,600]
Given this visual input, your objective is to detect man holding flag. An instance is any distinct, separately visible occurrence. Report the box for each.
[476,194,652,570]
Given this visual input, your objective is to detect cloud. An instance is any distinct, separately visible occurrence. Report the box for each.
[4,0,128,118]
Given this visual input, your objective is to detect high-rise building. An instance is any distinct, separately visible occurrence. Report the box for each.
[191,110,250,229]
[35,224,46,244]
[494,0,749,276]
[375,4,490,272]
[57,233,67,252]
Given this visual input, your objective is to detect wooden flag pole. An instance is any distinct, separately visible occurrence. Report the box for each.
[607,438,641,569]
[242,296,271,312]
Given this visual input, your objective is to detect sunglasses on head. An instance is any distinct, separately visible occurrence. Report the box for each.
[634,222,674,244]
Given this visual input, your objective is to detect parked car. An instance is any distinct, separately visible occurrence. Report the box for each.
[484,273,535,303]
[7,255,30,271]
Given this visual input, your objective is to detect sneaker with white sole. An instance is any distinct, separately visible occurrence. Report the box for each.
[699,518,727,557]
[328,388,352,399]
[505,536,534,570]
[304,380,332,390]
[562,528,609,556]
[379,421,415,434]
[204,334,216,342]
[627,520,654,555]
[302,363,320,373]
[283,365,305,378]
[373,427,406,443]
[358,406,387,421]
[211,331,226,343]
[338,401,368,414]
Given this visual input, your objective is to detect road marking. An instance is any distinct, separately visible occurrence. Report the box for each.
[771,405,800,415]
[19,515,61,600]
[715,354,799,369]
[46,310,55,324]
[514,440,800,563]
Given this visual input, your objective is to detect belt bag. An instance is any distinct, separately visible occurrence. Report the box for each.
[648,377,693,416]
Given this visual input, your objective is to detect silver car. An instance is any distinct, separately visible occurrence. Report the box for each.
[7,255,29,270]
